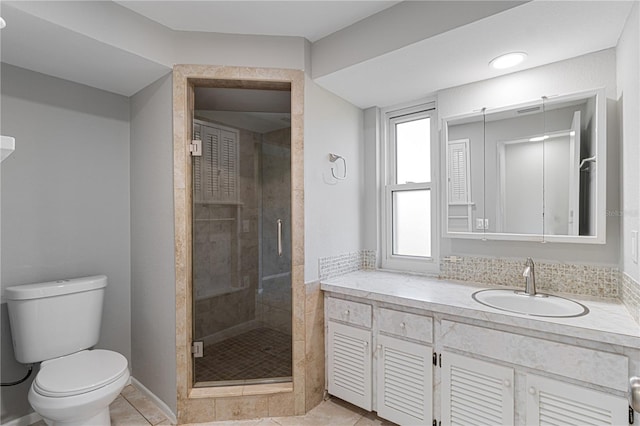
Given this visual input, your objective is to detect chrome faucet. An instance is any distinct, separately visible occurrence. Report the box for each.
[522,257,536,296]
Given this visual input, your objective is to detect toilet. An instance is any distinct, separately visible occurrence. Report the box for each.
[5,275,130,426]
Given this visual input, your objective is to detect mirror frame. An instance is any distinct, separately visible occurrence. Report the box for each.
[441,88,606,244]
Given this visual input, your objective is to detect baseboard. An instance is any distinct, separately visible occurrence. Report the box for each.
[3,412,42,426]
[130,377,177,425]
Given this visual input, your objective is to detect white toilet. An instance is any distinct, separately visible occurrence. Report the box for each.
[5,275,130,426]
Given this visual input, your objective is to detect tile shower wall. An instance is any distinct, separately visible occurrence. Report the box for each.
[193,126,261,341]
[257,127,292,334]
[440,256,620,298]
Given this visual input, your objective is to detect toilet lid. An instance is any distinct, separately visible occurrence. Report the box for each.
[34,350,128,397]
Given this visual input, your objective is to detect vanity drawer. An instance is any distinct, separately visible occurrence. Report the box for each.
[378,308,433,343]
[327,297,372,329]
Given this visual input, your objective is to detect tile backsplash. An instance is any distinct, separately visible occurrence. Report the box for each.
[440,255,620,299]
[621,272,640,324]
[318,250,375,280]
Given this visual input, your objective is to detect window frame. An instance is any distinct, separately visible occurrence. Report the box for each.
[380,101,439,274]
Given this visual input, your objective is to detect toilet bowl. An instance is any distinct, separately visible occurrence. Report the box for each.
[28,350,130,426]
[5,276,130,426]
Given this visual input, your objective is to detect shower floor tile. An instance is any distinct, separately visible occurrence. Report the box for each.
[195,327,292,384]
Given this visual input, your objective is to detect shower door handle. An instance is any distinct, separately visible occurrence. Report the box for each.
[277,219,283,257]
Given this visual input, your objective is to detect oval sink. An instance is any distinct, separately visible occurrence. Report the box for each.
[472,289,589,318]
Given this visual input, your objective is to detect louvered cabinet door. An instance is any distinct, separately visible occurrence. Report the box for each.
[441,351,514,426]
[327,321,372,411]
[526,374,628,426]
[376,335,432,425]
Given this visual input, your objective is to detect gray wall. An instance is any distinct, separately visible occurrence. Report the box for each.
[129,73,177,413]
[304,76,365,283]
[617,3,640,281]
[0,64,131,423]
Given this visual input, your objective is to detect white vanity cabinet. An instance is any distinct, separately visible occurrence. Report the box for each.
[322,271,639,426]
[439,320,630,426]
[326,297,434,424]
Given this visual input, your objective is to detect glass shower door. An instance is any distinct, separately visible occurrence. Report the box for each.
[191,114,292,387]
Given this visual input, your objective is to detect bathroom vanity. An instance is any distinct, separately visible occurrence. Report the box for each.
[321,270,640,426]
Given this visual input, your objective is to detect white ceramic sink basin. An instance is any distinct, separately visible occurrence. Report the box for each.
[472,289,589,318]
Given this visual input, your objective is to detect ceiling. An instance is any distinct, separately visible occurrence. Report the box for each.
[0,1,635,108]
[115,1,400,43]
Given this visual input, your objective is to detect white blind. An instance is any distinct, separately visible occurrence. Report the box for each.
[194,121,239,204]
[448,139,470,205]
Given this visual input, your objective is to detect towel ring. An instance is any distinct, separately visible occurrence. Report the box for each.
[329,153,347,180]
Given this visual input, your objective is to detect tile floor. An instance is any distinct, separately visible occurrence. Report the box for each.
[195,328,292,384]
[31,385,172,426]
[31,385,395,426]
[195,397,397,426]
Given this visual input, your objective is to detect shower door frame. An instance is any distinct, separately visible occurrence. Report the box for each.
[173,65,305,422]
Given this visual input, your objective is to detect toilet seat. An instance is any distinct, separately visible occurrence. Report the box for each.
[33,350,128,397]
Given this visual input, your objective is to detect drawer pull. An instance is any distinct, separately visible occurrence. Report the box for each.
[528,387,537,395]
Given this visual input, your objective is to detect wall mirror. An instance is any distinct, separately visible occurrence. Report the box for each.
[443,88,606,243]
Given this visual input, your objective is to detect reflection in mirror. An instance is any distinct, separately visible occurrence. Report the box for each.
[444,89,605,243]
[446,113,485,233]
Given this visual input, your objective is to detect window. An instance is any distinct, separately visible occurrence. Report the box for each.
[382,103,438,273]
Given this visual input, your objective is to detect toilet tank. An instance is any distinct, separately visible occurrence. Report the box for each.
[5,275,107,364]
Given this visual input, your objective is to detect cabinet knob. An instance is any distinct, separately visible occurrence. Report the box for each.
[344,310,350,316]
[528,387,537,395]
[503,379,511,388]
[378,344,383,350]
[400,322,406,329]
[364,341,368,347]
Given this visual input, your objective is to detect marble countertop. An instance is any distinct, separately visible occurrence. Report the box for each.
[321,270,640,348]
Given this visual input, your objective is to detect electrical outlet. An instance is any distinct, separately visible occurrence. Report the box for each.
[243,220,250,233]
[476,218,484,229]
[484,218,489,230]
[632,230,638,264]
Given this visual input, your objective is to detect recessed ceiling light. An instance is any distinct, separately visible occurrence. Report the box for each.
[489,52,527,70]
[0,17,6,29]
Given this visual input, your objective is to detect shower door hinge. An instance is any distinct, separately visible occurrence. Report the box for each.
[191,341,203,358]
[190,139,202,157]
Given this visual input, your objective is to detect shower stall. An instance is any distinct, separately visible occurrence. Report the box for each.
[190,87,292,387]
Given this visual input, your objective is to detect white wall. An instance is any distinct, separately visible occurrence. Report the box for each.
[130,73,177,413]
[437,49,620,265]
[0,64,131,422]
[304,77,364,282]
[7,1,307,73]
[617,3,640,281]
